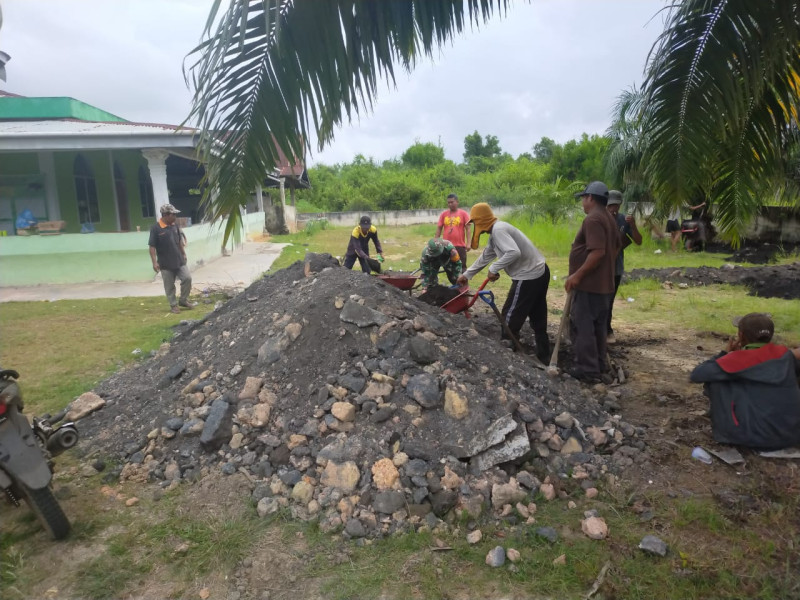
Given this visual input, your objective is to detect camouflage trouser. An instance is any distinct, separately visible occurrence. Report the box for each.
[421,259,462,289]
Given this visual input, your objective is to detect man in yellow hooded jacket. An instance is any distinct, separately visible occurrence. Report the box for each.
[456,203,551,363]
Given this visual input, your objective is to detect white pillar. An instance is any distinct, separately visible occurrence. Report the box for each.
[255,183,264,212]
[142,149,170,215]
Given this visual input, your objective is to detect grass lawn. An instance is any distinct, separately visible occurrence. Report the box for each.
[1,215,799,599]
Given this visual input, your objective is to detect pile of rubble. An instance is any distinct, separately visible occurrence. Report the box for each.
[78,255,650,538]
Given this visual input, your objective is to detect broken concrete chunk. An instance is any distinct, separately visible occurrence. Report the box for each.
[339,300,389,328]
[66,391,106,421]
[471,424,531,473]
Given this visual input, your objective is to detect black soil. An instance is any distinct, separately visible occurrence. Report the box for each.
[626,262,800,300]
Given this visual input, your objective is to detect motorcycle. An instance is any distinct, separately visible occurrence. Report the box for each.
[0,369,79,539]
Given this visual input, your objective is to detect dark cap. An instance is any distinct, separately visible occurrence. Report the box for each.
[574,181,609,199]
[359,215,371,226]
[607,190,623,206]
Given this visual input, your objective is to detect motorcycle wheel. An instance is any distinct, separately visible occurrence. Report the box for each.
[21,485,71,540]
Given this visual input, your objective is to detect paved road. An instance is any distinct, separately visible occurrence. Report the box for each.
[0,242,288,302]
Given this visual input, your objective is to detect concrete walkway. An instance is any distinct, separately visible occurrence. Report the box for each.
[0,241,289,302]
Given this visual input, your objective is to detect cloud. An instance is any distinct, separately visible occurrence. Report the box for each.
[1,0,667,165]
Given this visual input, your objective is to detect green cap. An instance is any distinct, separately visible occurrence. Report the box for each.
[427,238,444,257]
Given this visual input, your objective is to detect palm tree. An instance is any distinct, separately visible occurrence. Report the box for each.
[604,85,653,209]
[640,0,800,241]
[187,0,510,243]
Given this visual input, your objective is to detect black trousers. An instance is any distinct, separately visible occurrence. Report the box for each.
[501,265,551,360]
[607,274,622,334]
[343,253,371,274]
[570,289,612,376]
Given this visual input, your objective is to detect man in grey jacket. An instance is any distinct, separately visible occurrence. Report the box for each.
[456,202,550,362]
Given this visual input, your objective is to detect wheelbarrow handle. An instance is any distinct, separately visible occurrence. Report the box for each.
[464,278,491,309]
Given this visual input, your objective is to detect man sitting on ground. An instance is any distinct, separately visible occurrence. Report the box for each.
[690,313,800,449]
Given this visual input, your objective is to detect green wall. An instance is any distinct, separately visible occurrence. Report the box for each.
[1,150,191,234]
[0,213,265,286]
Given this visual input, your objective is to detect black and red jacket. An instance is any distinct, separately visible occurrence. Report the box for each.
[690,344,800,449]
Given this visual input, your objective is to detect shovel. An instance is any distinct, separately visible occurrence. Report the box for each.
[477,289,546,370]
[546,291,573,377]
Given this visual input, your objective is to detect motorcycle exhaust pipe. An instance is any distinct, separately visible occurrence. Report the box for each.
[46,425,79,456]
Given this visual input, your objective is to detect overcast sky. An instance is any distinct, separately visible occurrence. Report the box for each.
[1,0,667,166]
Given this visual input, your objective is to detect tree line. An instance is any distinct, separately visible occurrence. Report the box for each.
[297,132,609,221]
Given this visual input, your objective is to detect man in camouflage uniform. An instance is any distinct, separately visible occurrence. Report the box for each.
[420,238,463,291]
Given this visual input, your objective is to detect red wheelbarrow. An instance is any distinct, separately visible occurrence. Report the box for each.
[439,278,489,318]
[377,273,421,293]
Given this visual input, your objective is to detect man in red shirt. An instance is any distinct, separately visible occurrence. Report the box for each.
[436,194,471,267]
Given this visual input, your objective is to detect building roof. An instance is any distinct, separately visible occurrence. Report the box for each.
[0,95,126,122]
[0,118,199,152]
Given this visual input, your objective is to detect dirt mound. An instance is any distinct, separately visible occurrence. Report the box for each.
[626,262,800,300]
[77,256,646,537]
[704,240,800,264]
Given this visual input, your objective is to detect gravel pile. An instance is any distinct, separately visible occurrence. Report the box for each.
[78,255,650,537]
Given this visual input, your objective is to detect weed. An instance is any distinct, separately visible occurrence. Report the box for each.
[146,508,267,577]
[73,530,153,600]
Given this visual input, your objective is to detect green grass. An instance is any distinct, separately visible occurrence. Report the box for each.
[73,531,153,600]
[2,218,800,599]
[0,296,221,415]
[146,506,268,576]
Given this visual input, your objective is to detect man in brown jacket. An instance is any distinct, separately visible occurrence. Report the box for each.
[565,181,620,383]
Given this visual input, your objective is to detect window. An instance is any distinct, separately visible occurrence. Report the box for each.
[138,165,155,218]
[73,155,100,224]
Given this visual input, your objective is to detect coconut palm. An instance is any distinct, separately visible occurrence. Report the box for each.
[640,0,800,240]
[604,85,654,208]
[187,0,510,242]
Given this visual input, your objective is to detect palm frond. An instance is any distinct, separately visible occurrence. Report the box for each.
[641,0,800,241]
[187,0,511,243]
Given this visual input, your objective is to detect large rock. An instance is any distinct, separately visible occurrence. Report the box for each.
[405,373,440,408]
[257,335,287,365]
[491,478,528,509]
[339,301,389,328]
[430,490,458,517]
[470,424,531,472]
[238,376,264,400]
[237,403,271,428]
[372,490,405,514]
[363,381,393,400]
[371,458,399,490]
[331,402,356,422]
[461,414,517,457]
[320,461,361,493]
[639,535,669,556]
[581,516,609,540]
[200,397,234,451]
[408,336,436,365]
[66,391,106,421]
[443,388,469,419]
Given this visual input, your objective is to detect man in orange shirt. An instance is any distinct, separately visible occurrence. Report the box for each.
[436,194,471,267]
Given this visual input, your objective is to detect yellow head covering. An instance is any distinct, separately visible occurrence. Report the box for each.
[469,203,497,249]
